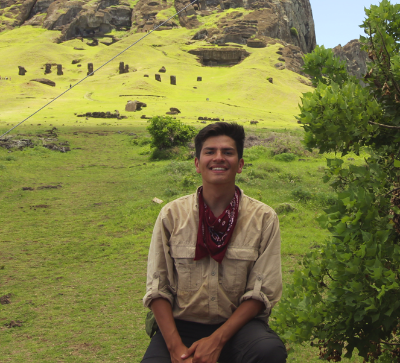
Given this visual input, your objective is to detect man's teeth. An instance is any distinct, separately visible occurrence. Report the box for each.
[212,168,226,170]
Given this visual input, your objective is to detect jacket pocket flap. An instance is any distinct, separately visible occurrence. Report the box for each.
[225,247,258,261]
[170,245,196,258]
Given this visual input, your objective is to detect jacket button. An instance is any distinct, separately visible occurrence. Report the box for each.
[211,297,215,301]
[211,271,216,276]
[257,276,262,281]
[153,272,159,279]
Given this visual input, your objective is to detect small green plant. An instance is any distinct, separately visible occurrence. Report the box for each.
[274,153,296,162]
[291,186,312,201]
[181,175,196,188]
[164,187,180,196]
[147,116,196,150]
[131,137,152,146]
[290,27,299,37]
[275,203,296,214]
[4,155,17,161]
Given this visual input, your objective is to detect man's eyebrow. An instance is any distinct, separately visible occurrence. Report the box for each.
[203,147,235,150]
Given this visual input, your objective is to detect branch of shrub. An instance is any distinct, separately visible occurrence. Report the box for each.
[376,28,400,96]
[380,340,400,346]
[384,187,400,198]
[326,270,337,281]
[368,121,400,129]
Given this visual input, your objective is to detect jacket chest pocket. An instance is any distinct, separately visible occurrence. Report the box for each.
[170,246,202,291]
[220,247,258,292]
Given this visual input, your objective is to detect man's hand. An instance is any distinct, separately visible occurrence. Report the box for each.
[181,332,224,363]
[169,341,193,363]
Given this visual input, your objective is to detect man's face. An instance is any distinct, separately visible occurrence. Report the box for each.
[195,135,244,186]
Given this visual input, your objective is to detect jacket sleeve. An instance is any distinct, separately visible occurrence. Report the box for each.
[239,212,282,319]
[143,209,176,308]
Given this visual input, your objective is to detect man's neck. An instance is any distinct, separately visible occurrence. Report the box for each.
[201,183,236,217]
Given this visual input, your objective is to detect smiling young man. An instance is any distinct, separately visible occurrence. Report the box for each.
[142,122,287,363]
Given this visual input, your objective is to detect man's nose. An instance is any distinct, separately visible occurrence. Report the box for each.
[213,150,224,160]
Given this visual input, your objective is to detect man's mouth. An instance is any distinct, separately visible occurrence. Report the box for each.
[211,167,227,171]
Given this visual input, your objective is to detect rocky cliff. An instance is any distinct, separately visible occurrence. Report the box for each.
[333,39,369,82]
[0,0,315,54]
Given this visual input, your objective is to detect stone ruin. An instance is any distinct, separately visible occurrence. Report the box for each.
[197,77,202,81]
[188,48,250,66]
[247,39,266,48]
[159,66,166,73]
[166,107,181,115]
[18,66,27,75]
[119,62,130,74]
[198,116,221,121]
[31,78,55,87]
[155,74,161,82]
[57,64,63,76]
[267,78,273,84]
[170,75,176,85]
[125,100,147,112]
[45,64,52,74]
[88,63,94,76]
[77,111,126,119]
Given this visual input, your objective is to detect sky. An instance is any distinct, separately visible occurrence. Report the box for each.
[309,0,386,48]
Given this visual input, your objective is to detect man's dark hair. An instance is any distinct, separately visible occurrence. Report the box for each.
[195,122,245,159]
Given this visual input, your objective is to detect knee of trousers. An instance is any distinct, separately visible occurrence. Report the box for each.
[245,338,287,363]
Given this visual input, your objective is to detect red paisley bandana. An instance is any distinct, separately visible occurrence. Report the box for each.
[194,186,241,263]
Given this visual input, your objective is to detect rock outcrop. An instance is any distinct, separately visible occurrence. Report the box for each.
[1,0,316,54]
[189,47,250,66]
[333,39,369,82]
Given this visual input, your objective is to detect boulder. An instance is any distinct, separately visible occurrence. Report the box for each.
[87,63,94,76]
[159,66,166,73]
[31,78,56,86]
[57,64,63,75]
[170,107,181,113]
[155,74,161,82]
[247,39,266,48]
[125,100,147,112]
[170,75,176,85]
[333,39,369,84]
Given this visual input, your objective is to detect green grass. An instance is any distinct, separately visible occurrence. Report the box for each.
[0,124,366,362]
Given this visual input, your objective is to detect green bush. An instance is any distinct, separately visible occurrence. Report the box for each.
[291,186,312,201]
[290,27,299,37]
[4,155,17,161]
[147,116,196,150]
[274,153,296,162]
[131,137,152,146]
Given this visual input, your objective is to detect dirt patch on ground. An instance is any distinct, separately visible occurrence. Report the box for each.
[244,135,275,148]
[5,320,23,328]
[0,128,71,152]
[0,294,11,305]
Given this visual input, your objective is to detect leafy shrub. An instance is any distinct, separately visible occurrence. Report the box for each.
[4,155,16,161]
[243,145,269,161]
[275,203,296,214]
[147,116,196,150]
[0,164,5,169]
[181,175,196,188]
[131,137,152,146]
[291,186,312,201]
[150,146,194,161]
[259,163,281,173]
[315,192,336,206]
[164,188,180,197]
[290,27,299,37]
[247,169,268,179]
[274,153,296,162]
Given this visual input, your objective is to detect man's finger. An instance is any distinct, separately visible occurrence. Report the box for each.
[181,342,197,359]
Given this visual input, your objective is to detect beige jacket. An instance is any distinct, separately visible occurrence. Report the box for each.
[143,189,282,324]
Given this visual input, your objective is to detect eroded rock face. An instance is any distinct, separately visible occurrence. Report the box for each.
[1,0,316,55]
[333,39,369,82]
[189,47,249,66]
[208,0,316,54]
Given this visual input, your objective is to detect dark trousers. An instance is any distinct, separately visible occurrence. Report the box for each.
[142,318,287,363]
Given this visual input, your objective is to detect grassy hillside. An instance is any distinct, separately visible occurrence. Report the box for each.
[0,25,310,131]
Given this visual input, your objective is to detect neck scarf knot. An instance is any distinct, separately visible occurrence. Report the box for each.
[194,186,241,263]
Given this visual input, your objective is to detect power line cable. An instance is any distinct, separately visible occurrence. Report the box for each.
[0,0,198,140]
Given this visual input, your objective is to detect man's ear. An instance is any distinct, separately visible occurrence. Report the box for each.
[237,158,244,174]
[195,157,201,174]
